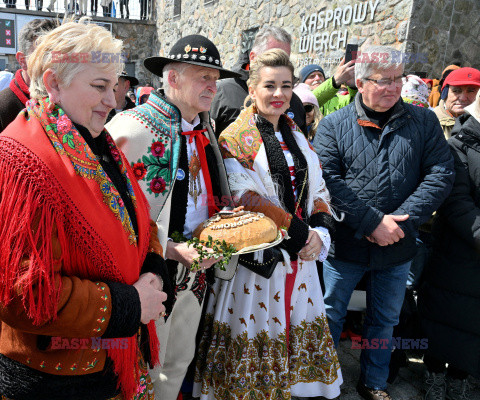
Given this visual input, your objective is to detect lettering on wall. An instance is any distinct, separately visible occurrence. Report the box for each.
[298,0,380,66]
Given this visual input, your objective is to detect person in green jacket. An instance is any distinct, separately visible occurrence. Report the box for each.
[300,58,357,117]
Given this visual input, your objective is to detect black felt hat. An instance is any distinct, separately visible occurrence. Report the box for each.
[119,71,139,86]
[144,34,240,80]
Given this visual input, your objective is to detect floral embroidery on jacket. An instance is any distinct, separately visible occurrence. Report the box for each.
[122,91,182,200]
[175,272,190,295]
[174,270,207,306]
[135,141,171,197]
[132,162,147,180]
[191,271,207,306]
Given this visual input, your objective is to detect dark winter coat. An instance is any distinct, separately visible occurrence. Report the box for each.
[210,51,307,137]
[419,112,480,377]
[106,96,136,123]
[314,94,455,268]
[0,86,25,133]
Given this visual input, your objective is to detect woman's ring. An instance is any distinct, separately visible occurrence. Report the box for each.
[311,253,316,259]
[160,311,166,318]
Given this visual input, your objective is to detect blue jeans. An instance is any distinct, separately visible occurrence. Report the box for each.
[323,257,411,390]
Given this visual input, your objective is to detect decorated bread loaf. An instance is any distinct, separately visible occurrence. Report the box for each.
[195,209,278,251]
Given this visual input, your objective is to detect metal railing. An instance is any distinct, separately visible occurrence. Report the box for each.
[1,0,153,20]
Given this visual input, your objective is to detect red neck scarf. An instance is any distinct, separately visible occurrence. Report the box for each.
[181,129,218,217]
[9,69,30,105]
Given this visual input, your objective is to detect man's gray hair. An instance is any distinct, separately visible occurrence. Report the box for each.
[18,19,58,55]
[162,62,192,95]
[355,46,404,82]
[251,26,291,54]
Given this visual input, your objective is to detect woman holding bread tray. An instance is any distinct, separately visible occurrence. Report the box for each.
[193,49,342,399]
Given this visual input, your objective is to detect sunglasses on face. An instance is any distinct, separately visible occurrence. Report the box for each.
[304,104,314,113]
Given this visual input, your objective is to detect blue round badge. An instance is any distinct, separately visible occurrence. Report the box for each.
[287,111,294,119]
[177,168,185,181]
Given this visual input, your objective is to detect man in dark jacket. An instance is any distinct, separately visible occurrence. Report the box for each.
[106,70,138,123]
[314,46,455,400]
[210,25,307,137]
[0,19,57,132]
[418,93,480,400]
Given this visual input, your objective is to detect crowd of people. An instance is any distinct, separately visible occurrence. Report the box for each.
[0,17,479,400]
[2,0,150,19]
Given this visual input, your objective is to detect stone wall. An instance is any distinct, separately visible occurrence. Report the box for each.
[111,18,157,85]
[3,0,477,85]
[407,0,480,77]
[0,9,156,86]
[154,0,479,80]
[154,0,415,78]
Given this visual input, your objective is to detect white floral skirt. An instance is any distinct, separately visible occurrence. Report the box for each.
[193,259,342,399]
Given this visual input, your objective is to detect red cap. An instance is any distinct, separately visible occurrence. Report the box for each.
[442,67,480,90]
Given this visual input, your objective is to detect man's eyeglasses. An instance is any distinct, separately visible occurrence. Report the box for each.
[304,104,315,113]
[363,76,404,87]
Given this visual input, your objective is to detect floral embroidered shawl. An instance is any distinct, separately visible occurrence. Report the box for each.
[219,105,336,218]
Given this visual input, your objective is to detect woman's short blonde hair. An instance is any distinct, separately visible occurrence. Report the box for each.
[244,48,294,108]
[28,17,124,99]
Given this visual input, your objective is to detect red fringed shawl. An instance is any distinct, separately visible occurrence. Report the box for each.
[0,98,159,399]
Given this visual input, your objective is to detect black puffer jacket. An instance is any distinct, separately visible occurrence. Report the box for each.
[314,95,455,268]
[210,51,307,137]
[419,112,480,377]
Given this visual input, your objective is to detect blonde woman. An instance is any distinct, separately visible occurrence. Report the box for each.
[0,19,169,400]
[194,49,342,400]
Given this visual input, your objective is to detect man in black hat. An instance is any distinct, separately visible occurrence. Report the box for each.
[107,34,239,400]
[106,71,139,123]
